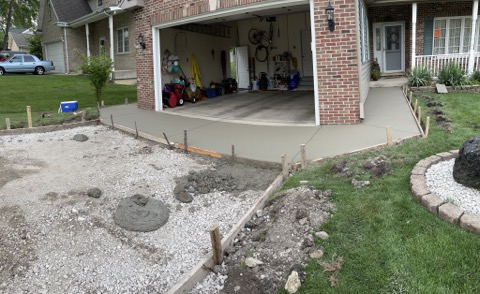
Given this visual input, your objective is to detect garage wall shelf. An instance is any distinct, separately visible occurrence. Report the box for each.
[175,23,231,38]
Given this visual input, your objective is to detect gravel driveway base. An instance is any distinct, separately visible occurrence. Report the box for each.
[0,126,278,293]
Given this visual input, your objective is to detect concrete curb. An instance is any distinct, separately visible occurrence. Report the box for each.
[410,150,480,233]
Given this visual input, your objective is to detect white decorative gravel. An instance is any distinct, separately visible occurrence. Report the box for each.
[0,126,264,293]
[425,158,480,215]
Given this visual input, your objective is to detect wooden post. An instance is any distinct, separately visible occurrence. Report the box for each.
[209,225,223,265]
[184,130,188,153]
[425,116,430,138]
[408,91,413,104]
[281,154,288,180]
[6,118,11,130]
[101,101,105,107]
[231,145,235,160]
[26,106,32,128]
[163,133,173,149]
[386,126,393,146]
[81,111,86,123]
[134,121,139,139]
[417,106,422,122]
[125,97,128,104]
[110,114,114,129]
[413,99,418,114]
[300,144,306,168]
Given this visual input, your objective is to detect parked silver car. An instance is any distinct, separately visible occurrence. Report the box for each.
[0,54,55,75]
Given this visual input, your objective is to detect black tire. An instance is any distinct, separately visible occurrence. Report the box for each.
[0,67,4,76]
[177,98,184,106]
[255,45,268,62]
[191,97,197,103]
[34,66,45,75]
[248,29,262,45]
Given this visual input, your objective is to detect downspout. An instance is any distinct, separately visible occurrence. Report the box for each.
[63,23,70,73]
[309,0,320,126]
[153,28,162,111]
[468,0,479,74]
[411,3,417,71]
[109,14,115,80]
[85,23,91,58]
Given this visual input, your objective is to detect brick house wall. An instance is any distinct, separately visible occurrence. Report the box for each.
[135,0,362,124]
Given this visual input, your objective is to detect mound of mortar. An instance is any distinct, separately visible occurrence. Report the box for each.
[114,194,169,232]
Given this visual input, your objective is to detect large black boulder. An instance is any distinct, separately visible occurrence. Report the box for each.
[453,136,480,189]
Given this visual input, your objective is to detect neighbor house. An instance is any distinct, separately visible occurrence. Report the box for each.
[128,0,480,125]
[7,28,33,52]
[36,0,140,83]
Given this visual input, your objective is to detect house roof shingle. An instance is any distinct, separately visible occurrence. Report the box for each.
[50,0,92,22]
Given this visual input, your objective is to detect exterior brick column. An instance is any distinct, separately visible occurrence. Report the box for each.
[314,0,361,125]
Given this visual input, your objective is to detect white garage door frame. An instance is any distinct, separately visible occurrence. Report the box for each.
[45,41,65,73]
[151,0,319,125]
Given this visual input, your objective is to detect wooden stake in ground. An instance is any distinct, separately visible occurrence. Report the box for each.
[125,97,129,105]
[6,118,11,130]
[300,144,306,168]
[408,91,413,104]
[386,126,393,146]
[209,225,223,265]
[81,111,86,123]
[26,106,32,128]
[184,130,188,153]
[417,106,422,122]
[281,154,288,180]
[134,121,139,139]
[163,133,173,149]
[110,114,114,129]
[425,116,430,138]
[231,145,235,161]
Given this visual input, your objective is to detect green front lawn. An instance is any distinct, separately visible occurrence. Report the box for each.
[280,91,480,293]
[0,75,136,129]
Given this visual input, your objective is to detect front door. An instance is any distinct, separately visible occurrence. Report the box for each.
[373,22,405,73]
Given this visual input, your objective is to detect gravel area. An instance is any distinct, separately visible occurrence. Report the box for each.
[0,125,278,293]
[426,158,480,215]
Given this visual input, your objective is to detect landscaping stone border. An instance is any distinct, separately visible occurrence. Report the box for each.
[410,150,480,233]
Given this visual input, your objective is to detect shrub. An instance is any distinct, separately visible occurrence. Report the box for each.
[437,63,470,87]
[471,70,480,83]
[408,66,432,87]
[77,50,113,108]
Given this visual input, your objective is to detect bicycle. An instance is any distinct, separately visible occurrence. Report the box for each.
[248,22,274,62]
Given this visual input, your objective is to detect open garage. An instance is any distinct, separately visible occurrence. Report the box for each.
[151,1,318,125]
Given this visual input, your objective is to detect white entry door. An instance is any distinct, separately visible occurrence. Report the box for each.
[236,46,249,89]
[373,22,405,73]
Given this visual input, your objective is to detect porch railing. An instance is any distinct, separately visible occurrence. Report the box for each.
[415,53,480,77]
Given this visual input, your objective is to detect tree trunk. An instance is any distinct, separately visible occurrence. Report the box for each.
[2,0,15,50]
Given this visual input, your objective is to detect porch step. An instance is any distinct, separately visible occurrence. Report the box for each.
[370,77,408,88]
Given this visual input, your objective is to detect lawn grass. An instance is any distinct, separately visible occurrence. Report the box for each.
[0,75,136,129]
[279,91,480,293]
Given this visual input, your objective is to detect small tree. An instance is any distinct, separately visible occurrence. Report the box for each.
[27,34,42,59]
[78,50,113,109]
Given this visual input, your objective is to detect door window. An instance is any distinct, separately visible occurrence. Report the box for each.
[11,56,22,63]
[24,55,35,62]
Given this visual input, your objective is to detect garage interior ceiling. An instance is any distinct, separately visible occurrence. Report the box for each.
[199,4,310,25]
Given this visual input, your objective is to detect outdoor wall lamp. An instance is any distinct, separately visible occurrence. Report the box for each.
[325,0,336,32]
[138,34,146,50]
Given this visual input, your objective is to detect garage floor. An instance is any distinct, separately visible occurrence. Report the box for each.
[164,90,316,126]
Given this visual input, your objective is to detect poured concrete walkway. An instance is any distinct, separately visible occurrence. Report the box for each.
[100,87,421,164]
